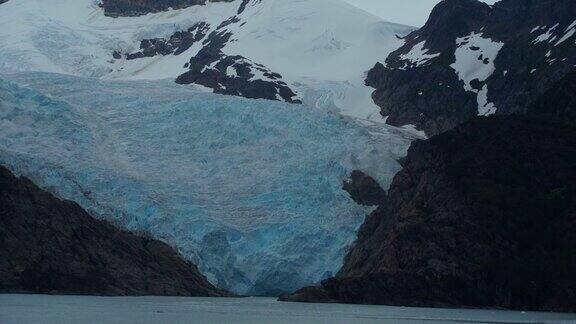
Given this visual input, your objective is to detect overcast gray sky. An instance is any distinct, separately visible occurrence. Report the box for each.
[342,0,499,27]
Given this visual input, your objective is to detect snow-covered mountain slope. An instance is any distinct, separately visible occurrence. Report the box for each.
[0,0,414,121]
[365,0,576,136]
[0,0,239,76]
[0,72,419,295]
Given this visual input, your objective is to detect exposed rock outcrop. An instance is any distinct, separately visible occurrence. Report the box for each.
[367,0,576,136]
[100,0,235,17]
[123,22,210,60]
[281,114,576,312]
[175,17,301,103]
[343,170,387,206]
[282,20,576,311]
[0,165,232,297]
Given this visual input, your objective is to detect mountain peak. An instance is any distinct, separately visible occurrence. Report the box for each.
[366,0,576,136]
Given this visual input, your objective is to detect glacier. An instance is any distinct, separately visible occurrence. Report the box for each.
[0,72,418,294]
[0,0,420,296]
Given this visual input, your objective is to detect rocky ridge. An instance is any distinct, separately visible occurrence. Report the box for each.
[0,165,231,297]
[366,0,576,136]
[174,13,302,103]
[101,0,235,17]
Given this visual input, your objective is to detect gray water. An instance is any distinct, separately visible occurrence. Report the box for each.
[1,295,575,324]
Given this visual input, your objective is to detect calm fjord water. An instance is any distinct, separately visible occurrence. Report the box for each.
[1,295,575,324]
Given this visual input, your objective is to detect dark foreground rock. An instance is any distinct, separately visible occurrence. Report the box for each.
[281,114,576,312]
[0,165,232,297]
[528,70,576,126]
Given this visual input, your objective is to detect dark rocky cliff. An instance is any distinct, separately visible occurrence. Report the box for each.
[528,70,576,125]
[280,73,576,312]
[0,166,231,297]
[367,0,576,136]
[281,115,576,312]
[101,0,234,17]
[101,0,203,17]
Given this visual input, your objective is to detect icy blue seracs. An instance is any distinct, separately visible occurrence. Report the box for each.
[0,73,415,295]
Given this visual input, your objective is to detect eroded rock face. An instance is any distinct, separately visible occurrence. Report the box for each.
[100,0,235,17]
[124,22,210,60]
[367,0,576,136]
[175,17,301,103]
[281,115,576,312]
[0,165,231,297]
[101,0,203,17]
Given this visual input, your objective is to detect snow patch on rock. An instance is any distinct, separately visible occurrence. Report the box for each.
[451,32,504,116]
[397,41,440,69]
[555,20,576,46]
[532,23,559,44]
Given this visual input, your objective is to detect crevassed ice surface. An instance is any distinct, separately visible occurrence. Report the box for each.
[0,73,417,294]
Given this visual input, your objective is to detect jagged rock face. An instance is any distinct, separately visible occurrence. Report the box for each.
[281,115,576,312]
[124,22,210,60]
[173,6,302,104]
[175,23,301,103]
[101,0,234,17]
[367,0,576,136]
[0,166,231,297]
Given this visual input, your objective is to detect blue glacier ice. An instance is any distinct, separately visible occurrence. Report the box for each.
[0,72,418,294]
